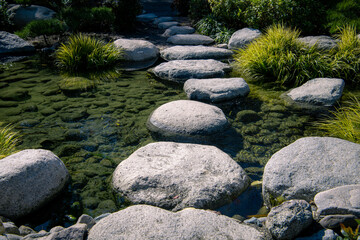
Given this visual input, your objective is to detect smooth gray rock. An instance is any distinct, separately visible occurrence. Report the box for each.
[94,213,111,222]
[286,78,345,106]
[158,21,178,29]
[323,229,339,240]
[160,45,233,61]
[113,142,250,211]
[44,224,87,240]
[49,226,64,233]
[3,223,19,235]
[114,39,159,62]
[147,100,229,140]
[88,205,270,240]
[153,16,174,24]
[163,26,195,37]
[298,36,337,50]
[0,149,69,219]
[167,34,214,45]
[266,200,313,240]
[19,225,36,236]
[0,31,35,55]
[262,137,360,207]
[319,214,358,229]
[152,59,231,83]
[315,184,360,218]
[7,5,55,28]
[76,214,96,230]
[244,217,264,227]
[184,77,250,103]
[228,28,261,50]
[136,13,157,22]
[4,234,21,240]
[22,231,51,239]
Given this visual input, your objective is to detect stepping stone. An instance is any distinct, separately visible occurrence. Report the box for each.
[298,36,338,50]
[160,45,233,61]
[88,205,270,240]
[0,31,35,55]
[314,184,360,218]
[228,28,261,50]
[184,78,250,103]
[136,13,157,22]
[112,142,250,210]
[262,137,360,208]
[158,21,178,29]
[152,59,231,83]
[153,16,174,25]
[7,4,55,28]
[147,100,229,141]
[0,149,69,219]
[285,78,345,107]
[163,26,195,37]
[167,34,214,45]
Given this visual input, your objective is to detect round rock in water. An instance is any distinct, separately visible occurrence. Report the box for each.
[0,149,69,219]
[160,45,233,61]
[7,5,55,28]
[158,21,178,29]
[228,28,261,50]
[184,78,250,103]
[0,31,35,55]
[114,39,159,62]
[88,205,270,240]
[167,34,214,45]
[262,137,360,207]
[298,36,338,50]
[152,59,231,83]
[286,78,345,107]
[147,100,229,140]
[112,142,250,211]
[162,26,195,37]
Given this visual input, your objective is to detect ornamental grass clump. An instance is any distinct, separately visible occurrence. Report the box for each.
[0,123,19,159]
[233,24,333,88]
[56,34,123,73]
[316,96,360,144]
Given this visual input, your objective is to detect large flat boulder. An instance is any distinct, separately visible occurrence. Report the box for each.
[160,45,233,61]
[286,78,345,107]
[152,59,231,83]
[0,149,69,219]
[158,21,178,29]
[167,34,214,45]
[114,39,159,62]
[147,100,229,141]
[184,78,250,103]
[314,185,360,218]
[262,137,360,207]
[112,142,250,211]
[7,5,55,28]
[88,205,270,240]
[298,36,337,50]
[228,28,261,50]
[163,26,195,37]
[0,31,35,55]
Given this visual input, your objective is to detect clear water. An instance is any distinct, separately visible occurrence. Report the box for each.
[0,57,321,230]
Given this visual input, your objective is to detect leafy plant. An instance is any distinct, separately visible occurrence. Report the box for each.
[195,15,234,43]
[316,96,360,144]
[189,0,211,21]
[233,24,333,88]
[0,0,12,31]
[0,123,19,159]
[338,221,360,240]
[327,0,360,34]
[56,34,123,73]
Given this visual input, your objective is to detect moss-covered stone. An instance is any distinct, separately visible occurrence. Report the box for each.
[0,88,30,101]
[236,110,261,123]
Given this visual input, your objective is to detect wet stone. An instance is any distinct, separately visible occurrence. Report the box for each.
[60,110,89,122]
[19,119,40,127]
[162,26,195,37]
[158,21,178,29]
[236,110,261,123]
[40,107,56,116]
[167,34,214,45]
[0,88,29,101]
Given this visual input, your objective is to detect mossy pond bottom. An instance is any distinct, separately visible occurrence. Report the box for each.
[0,58,323,230]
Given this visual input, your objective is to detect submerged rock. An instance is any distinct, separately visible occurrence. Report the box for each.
[88,205,270,240]
[160,45,233,61]
[167,34,214,45]
[162,26,195,37]
[184,77,250,103]
[147,100,229,141]
[298,36,337,50]
[7,5,55,28]
[0,149,69,219]
[0,32,35,56]
[112,142,250,211]
[262,137,360,207]
[228,28,261,50]
[152,59,231,83]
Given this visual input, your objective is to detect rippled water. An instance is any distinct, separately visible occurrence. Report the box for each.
[0,57,322,230]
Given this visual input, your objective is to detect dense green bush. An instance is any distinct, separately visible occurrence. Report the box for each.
[189,0,210,21]
[0,123,19,159]
[233,24,333,87]
[326,0,360,34]
[0,0,12,31]
[195,15,234,43]
[15,19,65,42]
[56,34,123,73]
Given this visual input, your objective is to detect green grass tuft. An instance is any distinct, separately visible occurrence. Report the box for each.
[0,123,19,159]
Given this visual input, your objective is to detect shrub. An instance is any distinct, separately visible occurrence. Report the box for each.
[316,96,360,144]
[326,0,360,34]
[56,34,123,73]
[233,24,333,87]
[171,0,189,16]
[189,0,211,21]
[0,123,19,159]
[195,15,234,43]
[0,0,12,31]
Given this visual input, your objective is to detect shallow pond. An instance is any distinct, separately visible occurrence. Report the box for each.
[0,57,323,230]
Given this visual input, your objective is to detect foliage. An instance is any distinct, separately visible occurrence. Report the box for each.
[56,34,123,73]
[61,6,114,32]
[0,123,19,159]
[0,0,12,31]
[316,96,360,144]
[327,0,360,34]
[337,222,360,240]
[233,24,333,87]
[188,0,210,21]
[171,0,189,16]
[195,15,234,43]
[15,19,65,42]
[14,0,31,6]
